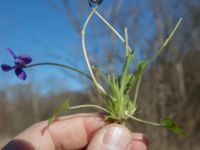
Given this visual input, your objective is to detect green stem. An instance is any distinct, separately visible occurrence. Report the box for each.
[69,104,112,114]
[94,9,138,66]
[26,62,92,81]
[133,77,142,105]
[151,18,182,62]
[127,114,161,127]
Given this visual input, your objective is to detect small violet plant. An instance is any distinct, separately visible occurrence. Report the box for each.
[1,0,186,136]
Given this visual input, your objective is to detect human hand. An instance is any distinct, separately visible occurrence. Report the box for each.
[2,113,149,150]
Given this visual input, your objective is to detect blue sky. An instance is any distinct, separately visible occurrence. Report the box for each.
[0,0,90,93]
[0,0,155,94]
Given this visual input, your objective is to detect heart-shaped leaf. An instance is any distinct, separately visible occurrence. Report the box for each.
[161,118,186,136]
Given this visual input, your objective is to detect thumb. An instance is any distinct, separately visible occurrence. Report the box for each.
[87,124,132,150]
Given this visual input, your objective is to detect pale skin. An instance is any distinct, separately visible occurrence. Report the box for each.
[3,113,149,150]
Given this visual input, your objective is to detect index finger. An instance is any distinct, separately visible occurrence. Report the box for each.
[4,113,105,150]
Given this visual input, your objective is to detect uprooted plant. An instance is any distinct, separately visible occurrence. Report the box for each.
[1,0,186,136]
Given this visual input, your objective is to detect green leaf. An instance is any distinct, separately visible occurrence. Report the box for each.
[48,100,70,125]
[120,52,133,93]
[160,118,186,136]
[124,74,135,94]
[136,60,149,77]
[107,74,120,97]
[91,65,108,82]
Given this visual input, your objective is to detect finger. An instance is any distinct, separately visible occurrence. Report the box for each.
[12,113,105,150]
[87,124,132,150]
[48,113,105,149]
[131,133,149,150]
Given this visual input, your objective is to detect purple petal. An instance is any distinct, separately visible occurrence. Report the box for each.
[18,55,32,64]
[15,58,26,66]
[1,64,13,72]
[7,48,16,58]
[15,68,27,80]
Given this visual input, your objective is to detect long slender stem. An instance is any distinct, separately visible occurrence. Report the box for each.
[127,114,161,127]
[69,104,112,114]
[94,10,138,66]
[151,18,182,61]
[26,62,92,80]
[133,77,142,105]
[124,27,129,57]
[82,7,106,94]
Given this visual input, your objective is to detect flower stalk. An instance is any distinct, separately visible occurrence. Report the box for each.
[94,9,138,66]
[81,7,107,95]
[26,62,92,80]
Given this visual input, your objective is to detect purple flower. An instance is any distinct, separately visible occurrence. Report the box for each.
[1,48,32,80]
[88,0,104,7]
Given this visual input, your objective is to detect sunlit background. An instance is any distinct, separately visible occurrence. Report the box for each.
[0,0,200,149]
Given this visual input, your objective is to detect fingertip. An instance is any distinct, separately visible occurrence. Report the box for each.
[131,133,149,150]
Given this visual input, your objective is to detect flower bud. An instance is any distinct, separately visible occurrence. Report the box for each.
[88,0,104,7]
